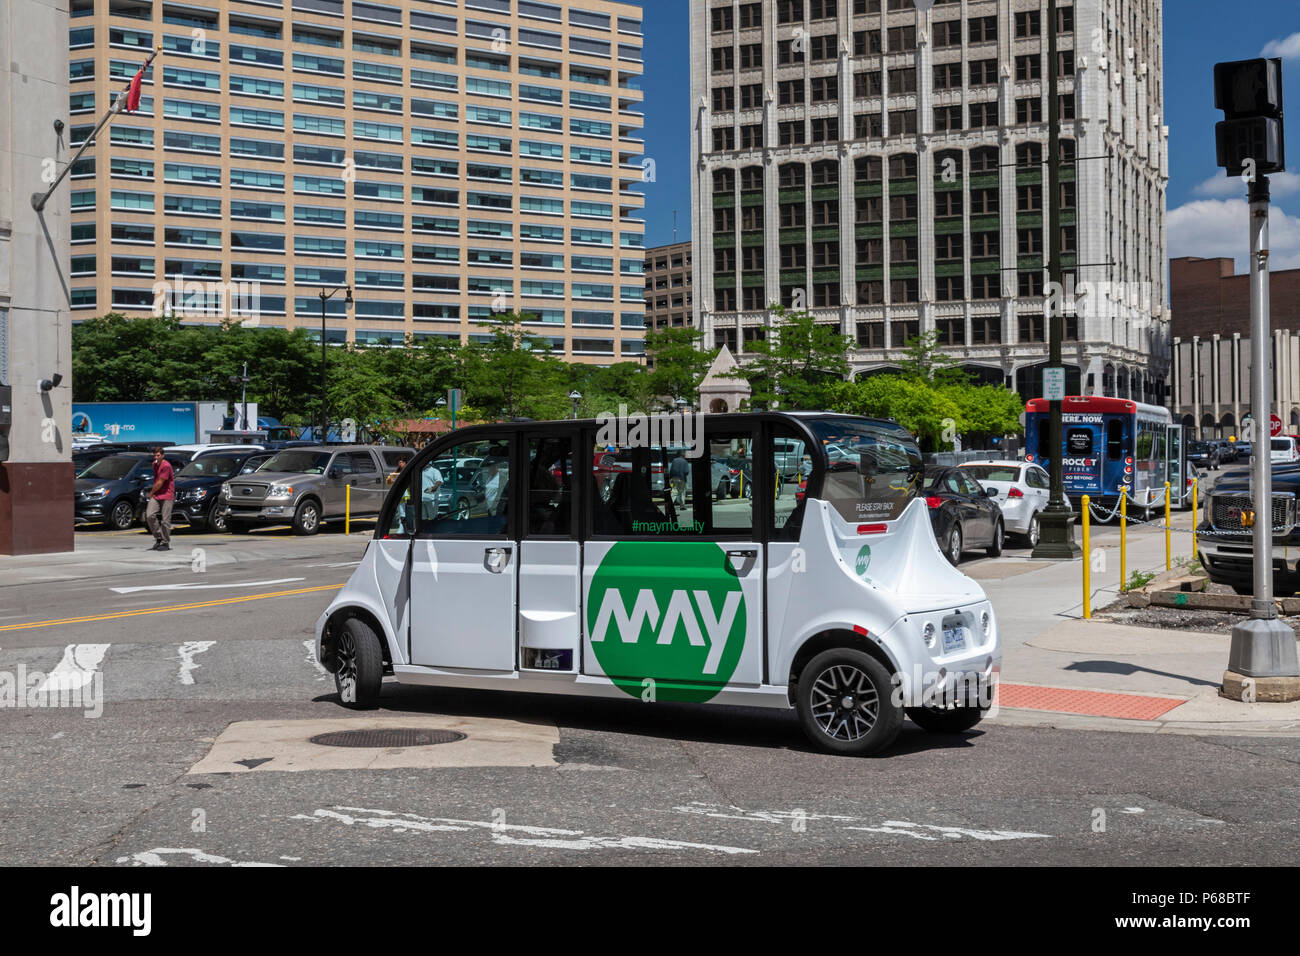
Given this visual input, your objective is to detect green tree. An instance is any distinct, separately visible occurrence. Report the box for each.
[831,375,961,452]
[643,326,716,408]
[740,304,853,410]
[462,318,571,420]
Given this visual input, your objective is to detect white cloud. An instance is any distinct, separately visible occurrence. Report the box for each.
[1193,170,1300,199]
[1167,199,1300,273]
[1261,32,1300,60]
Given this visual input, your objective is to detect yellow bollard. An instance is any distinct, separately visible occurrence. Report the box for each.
[1082,494,1091,619]
[1170,481,1180,572]
[1192,476,1199,560]
[1119,486,1128,592]
[346,484,351,535]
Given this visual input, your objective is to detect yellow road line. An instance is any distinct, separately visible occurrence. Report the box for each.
[0,583,345,633]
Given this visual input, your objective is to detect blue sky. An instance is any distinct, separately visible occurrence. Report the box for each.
[630,0,1300,271]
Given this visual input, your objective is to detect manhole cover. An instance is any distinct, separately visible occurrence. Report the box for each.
[309,728,467,748]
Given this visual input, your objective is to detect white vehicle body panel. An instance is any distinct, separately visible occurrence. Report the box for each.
[316,496,1000,712]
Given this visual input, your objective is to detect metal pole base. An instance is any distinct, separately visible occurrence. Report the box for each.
[1222,670,1300,703]
[1031,504,1082,559]
[1225,617,1300,682]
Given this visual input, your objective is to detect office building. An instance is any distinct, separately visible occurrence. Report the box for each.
[67,0,647,361]
[690,0,1168,401]
[643,239,693,330]
[1171,256,1300,437]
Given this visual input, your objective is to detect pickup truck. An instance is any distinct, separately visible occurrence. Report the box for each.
[1197,465,1300,596]
[218,445,389,535]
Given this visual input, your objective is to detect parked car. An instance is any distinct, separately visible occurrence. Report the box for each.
[1271,437,1300,464]
[961,460,1051,547]
[218,445,389,535]
[155,450,276,532]
[74,451,188,530]
[1213,439,1239,464]
[1188,440,1221,471]
[1199,466,1300,596]
[923,467,1005,565]
[1235,442,1253,460]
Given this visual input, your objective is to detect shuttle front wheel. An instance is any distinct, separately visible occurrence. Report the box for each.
[796,648,902,756]
[335,617,384,709]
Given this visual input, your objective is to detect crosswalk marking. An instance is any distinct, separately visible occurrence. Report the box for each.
[176,641,216,686]
[38,644,110,693]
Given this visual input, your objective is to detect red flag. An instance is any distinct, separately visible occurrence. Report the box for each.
[124,67,144,113]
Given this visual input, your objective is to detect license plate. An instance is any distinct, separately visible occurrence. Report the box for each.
[942,627,968,654]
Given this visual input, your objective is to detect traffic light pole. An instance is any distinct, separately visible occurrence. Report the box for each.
[1032,0,1081,560]
[1223,174,1300,700]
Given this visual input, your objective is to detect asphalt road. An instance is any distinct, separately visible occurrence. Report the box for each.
[0,519,1295,865]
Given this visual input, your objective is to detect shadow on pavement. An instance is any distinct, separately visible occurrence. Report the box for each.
[1064,659,1221,689]
[311,682,987,758]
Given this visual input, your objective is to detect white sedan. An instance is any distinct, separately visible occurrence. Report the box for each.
[961,460,1051,547]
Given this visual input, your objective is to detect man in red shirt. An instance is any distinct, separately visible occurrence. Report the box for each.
[146,446,175,552]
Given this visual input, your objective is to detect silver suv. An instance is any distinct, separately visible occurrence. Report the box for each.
[218,445,388,535]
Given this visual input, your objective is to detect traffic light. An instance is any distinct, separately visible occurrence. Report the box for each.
[1214,58,1285,177]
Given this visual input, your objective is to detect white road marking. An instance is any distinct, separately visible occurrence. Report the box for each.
[109,577,305,594]
[1121,807,1146,814]
[176,641,216,686]
[38,644,110,693]
[302,639,330,680]
[115,848,284,867]
[843,821,1051,842]
[305,561,362,569]
[294,806,757,855]
[671,802,1051,842]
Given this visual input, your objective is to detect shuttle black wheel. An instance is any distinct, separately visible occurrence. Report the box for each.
[796,648,902,756]
[335,617,383,709]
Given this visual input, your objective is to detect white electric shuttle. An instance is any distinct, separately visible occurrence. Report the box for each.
[315,412,1000,755]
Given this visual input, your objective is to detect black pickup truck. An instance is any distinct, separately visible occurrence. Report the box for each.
[1198,465,1300,595]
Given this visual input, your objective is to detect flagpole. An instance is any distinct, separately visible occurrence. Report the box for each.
[31,45,161,213]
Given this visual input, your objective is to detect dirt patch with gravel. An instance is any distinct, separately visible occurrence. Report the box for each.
[1096,580,1300,633]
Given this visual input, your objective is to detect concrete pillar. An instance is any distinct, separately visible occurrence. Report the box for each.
[0,0,73,554]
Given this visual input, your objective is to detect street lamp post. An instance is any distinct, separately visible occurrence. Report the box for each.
[570,390,582,420]
[228,362,251,431]
[317,285,352,442]
[1031,0,1081,559]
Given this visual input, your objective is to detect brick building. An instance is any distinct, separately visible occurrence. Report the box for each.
[643,240,693,330]
[1170,257,1300,438]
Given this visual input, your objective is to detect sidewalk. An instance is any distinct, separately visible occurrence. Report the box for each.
[973,512,1300,736]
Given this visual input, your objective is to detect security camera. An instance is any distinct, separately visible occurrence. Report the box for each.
[53,119,64,134]
[39,373,63,391]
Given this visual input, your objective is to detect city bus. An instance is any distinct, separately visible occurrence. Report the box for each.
[1024,396,1188,517]
[314,412,1001,756]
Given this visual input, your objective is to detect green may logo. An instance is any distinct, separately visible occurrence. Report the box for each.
[591,588,741,675]
[586,541,747,701]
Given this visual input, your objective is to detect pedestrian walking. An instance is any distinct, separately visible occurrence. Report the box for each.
[146,447,175,551]
[668,451,690,506]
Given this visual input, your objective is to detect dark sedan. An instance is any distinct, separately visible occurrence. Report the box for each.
[1188,440,1221,471]
[157,450,276,532]
[924,467,1005,565]
[74,452,187,530]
